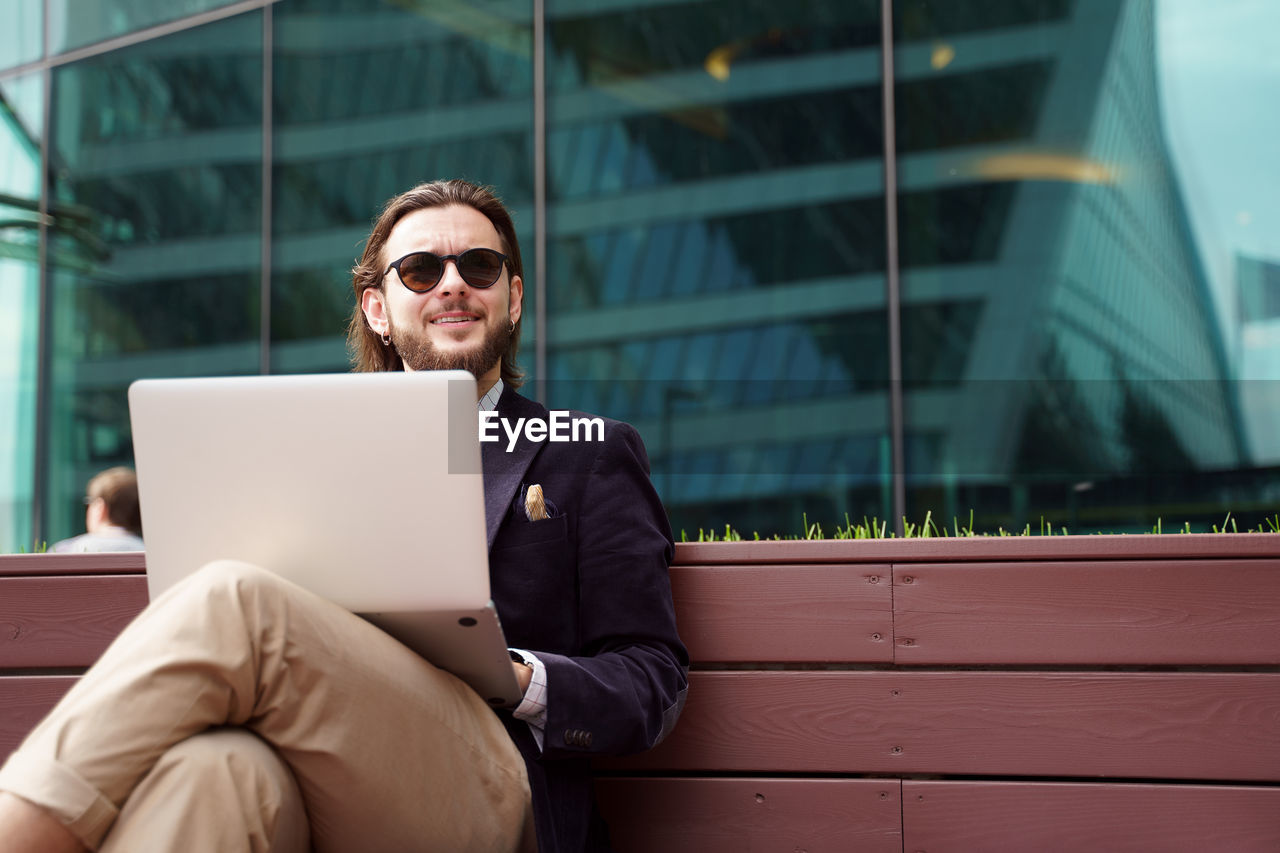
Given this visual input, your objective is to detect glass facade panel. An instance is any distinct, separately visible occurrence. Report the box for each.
[269,0,535,375]
[0,0,43,71]
[4,0,1280,548]
[546,0,889,536]
[894,0,1269,532]
[0,73,42,551]
[48,0,245,54]
[43,12,263,542]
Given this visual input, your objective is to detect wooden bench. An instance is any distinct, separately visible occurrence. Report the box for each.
[594,536,1280,851]
[4,537,1280,850]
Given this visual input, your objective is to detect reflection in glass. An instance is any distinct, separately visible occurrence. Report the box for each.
[270,0,535,375]
[12,0,1280,544]
[44,13,263,542]
[547,0,888,535]
[0,73,42,551]
[1158,0,1280,474]
[48,0,243,54]
[895,0,1253,531]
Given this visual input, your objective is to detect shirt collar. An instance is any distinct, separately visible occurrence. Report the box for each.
[478,378,504,413]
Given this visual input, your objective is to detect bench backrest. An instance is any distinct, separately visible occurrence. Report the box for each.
[595,537,1280,850]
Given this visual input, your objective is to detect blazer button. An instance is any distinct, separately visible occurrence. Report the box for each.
[582,731,593,747]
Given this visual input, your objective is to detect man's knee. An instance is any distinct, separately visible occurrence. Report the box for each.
[177,560,303,613]
[191,559,280,593]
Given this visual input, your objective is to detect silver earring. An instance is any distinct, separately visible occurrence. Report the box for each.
[381,332,390,347]
[508,320,515,333]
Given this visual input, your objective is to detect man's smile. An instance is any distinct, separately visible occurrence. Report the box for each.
[430,311,481,326]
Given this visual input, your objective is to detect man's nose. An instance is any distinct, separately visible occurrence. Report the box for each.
[435,259,469,294]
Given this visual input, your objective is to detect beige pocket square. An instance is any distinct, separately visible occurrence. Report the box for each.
[524,484,548,521]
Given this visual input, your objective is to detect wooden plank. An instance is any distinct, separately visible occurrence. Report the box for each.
[892,560,1280,664]
[671,564,892,662]
[0,576,149,668]
[673,533,1280,565]
[902,780,1280,852]
[604,671,1280,781]
[0,553,146,576]
[595,778,902,853]
[0,676,77,762]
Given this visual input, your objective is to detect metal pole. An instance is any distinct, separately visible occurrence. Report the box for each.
[259,2,274,375]
[30,2,53,548]
[533,0,548,404]
[880,0,907,535]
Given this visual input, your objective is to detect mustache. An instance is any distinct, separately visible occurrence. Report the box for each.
[433,300,483,316]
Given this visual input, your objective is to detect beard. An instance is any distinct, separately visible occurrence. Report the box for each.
[389,310,510,378]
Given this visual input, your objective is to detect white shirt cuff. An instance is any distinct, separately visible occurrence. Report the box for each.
[509,648,547,751]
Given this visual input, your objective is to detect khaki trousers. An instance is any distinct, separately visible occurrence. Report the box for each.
[0,560,535,852]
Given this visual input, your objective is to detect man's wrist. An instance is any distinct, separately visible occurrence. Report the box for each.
[507,648,549,730]
[510,650,534,693]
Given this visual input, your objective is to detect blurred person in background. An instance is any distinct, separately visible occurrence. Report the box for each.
[51,467,144,553]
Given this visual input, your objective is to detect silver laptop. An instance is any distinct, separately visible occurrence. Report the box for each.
[128,371,521,708]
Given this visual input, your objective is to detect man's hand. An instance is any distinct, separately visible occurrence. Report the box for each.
[512,660,533,694]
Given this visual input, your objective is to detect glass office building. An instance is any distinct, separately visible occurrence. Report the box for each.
[2,0,1278,550]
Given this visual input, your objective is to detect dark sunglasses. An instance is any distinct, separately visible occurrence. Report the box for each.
[384,248,508,293]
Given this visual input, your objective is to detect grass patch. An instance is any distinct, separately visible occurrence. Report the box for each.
[680,512,1280,542]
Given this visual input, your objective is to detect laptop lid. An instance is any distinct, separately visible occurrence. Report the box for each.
[128,371,521,707]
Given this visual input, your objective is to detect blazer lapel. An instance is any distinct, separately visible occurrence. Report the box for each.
[481,387,549,549]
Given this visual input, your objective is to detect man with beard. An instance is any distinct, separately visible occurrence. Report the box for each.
[0,180,688,853]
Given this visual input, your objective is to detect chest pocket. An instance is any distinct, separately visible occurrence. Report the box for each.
[495,513,568,550]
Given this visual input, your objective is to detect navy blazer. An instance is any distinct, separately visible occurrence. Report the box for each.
[482,386,688,852]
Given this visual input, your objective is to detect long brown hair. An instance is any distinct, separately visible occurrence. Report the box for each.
[347,180,525,387]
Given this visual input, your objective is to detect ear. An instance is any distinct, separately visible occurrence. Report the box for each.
[507,274,523,327]
[361,288,389,336]
[85,497,106,532]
